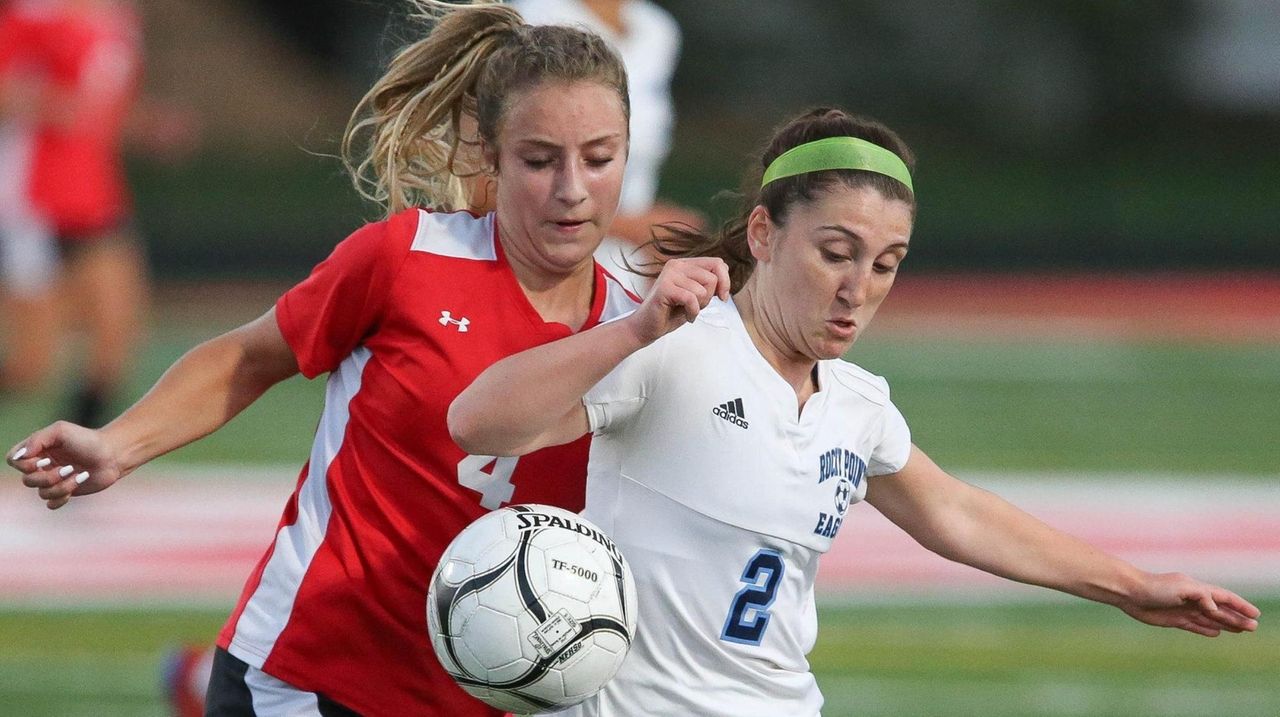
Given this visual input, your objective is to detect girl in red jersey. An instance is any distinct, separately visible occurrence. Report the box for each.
[8,2,639,715]
[0,0,152,427]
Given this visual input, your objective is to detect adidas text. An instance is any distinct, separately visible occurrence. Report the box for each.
[713,398,749,429]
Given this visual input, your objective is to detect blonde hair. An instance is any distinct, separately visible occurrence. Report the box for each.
[342,0,629,216]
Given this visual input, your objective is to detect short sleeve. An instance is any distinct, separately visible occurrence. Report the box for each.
[582,329,665,435]
[868,401,912,477]
[275,211,416,378]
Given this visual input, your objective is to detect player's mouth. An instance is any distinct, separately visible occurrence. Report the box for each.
[551,219,590,233]
[827,318,857,340]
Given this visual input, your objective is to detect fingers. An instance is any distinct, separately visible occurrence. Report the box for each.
[1212,587,1262,620]
[23,461,89,487]
[1203,601,1260,634]
[1175,586,1259,634]
[678,257,732,300]
[7,421,70,471]
[1177,615,1221,638]
[657,258,731,302]
[1188,586,1260,632]
[668,279,705,323]
[9,422,92,510]
[649,258,729,328]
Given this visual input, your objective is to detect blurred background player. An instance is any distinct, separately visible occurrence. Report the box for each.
[0,0,194,428]
[10,2,639,714]
[512,0,703,293]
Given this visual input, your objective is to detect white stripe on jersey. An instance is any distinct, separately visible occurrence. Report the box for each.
[244,664,322,716]
[410,209,497,260]
[600,269,640,320]
[227,346,373,666]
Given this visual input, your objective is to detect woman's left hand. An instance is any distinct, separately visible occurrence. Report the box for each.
[1120,572,1260,636]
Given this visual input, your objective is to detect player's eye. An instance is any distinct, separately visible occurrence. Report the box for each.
[586,156,615,168]
[820,249,852,264]
[522,157,554,169]
[875,253,906,274]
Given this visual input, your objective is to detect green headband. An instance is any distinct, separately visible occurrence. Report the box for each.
[761,136,913,193]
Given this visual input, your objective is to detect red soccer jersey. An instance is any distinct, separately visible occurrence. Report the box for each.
[217,209,639,716]
[0,0,141,233]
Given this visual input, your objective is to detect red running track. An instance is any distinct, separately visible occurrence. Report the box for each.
[876,272,1280,342]
[2,469,1277,606]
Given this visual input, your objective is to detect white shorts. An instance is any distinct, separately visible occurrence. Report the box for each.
[0,124,58,296]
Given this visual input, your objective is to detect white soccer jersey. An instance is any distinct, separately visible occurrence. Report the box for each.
[558,298,912,717]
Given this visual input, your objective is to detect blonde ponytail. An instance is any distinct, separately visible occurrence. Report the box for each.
[342,1,522,215]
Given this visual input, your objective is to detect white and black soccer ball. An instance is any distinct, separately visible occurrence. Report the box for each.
[427,504,638,714]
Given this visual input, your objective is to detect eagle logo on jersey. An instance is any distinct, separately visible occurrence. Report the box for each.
[438,310,470,332]
[814,447,867,539]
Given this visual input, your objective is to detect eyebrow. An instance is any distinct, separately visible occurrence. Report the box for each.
[514,134,625,150]
[818,224,910,251]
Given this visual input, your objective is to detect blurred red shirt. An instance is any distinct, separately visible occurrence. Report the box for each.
[0,0,141,234]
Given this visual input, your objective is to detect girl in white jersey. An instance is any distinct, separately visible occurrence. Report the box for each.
[451,107,1261,716]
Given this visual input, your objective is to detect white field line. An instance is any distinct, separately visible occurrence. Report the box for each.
[1,466,1277,607]
[818,674,1280,717]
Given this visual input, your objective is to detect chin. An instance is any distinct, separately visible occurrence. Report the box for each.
[818,336,858,360]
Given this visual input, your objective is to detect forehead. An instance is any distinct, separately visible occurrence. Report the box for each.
[787,185,914,248]
[498,80,628,145]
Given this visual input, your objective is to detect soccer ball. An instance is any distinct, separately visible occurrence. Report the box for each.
[427,504,638,714]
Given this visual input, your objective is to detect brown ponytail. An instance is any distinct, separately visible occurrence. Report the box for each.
[343,1,629,217]
[648,108,916,289]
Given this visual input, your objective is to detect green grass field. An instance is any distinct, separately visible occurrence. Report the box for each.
[4,320,1278,474]
[1,303,1277,716]
[1,602,1275,716]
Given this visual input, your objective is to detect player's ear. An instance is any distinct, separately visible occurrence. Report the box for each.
[746,205,774,262]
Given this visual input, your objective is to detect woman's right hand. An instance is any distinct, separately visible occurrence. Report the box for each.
[625,257,731,346]
[7,422,128,510]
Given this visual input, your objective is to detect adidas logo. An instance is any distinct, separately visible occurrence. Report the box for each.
[712,398,749,429]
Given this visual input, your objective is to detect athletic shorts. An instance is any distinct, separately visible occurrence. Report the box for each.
[205,648,361,717]
[0,214,134,297]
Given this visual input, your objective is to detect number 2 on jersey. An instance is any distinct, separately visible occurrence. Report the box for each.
[720,549,785,646]
[456,454,519,509]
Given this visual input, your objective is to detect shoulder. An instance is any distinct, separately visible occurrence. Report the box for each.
[824,359,893,408]
[326,207,493,270]
[693,297,737,330]
[400,208,497,262]
[627,0,680,39]
[651,297,737,353]
[509,0,589,26]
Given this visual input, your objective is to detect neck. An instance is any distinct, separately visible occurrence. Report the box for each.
[735,284,819,407]
[582,0,628,36]
[501,234,597,332]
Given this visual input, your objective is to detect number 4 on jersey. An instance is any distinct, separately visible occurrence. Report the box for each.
[456,454,519,509]
[721,550,785,646]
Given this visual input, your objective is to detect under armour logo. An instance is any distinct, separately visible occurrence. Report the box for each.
[439,310,470,332]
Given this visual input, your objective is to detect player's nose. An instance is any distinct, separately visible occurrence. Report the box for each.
[553,160,589,206]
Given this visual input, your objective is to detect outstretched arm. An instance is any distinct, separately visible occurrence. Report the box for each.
[866,445,1261,637]
[7,310,299,509]
[450,257,729,456]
